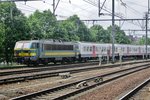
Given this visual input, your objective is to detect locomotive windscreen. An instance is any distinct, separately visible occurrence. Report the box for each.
[15,42,31,49]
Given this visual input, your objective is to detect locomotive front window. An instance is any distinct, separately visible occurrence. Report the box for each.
[23,42,31,49]
[15,42,23,49]
[15,42,31,49]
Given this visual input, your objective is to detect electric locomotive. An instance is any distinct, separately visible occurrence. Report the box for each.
[14,40,79,66]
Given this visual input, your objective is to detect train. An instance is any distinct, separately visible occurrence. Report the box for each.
[14,39,150,66]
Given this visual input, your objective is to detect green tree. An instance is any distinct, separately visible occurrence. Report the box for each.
[28,10,57,39]
[54,19,80,41]
[137,37,150,45]
[107,25,131,44]
[55,15,91,42]
[67,15,91,41]
[0,2,30,64]
[90,25,110,43]
[0,23,5,62]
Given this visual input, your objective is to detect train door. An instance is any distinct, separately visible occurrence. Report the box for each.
[92,45,96,57]
[139,47,141,55]
[127,47,129,55]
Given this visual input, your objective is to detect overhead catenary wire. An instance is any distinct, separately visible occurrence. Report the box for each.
[125,1,147,8]
[42,0,93,19]
[60,0,98,19]
[83,0,144,28]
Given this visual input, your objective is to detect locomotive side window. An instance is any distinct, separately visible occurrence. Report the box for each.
[31,43,39,49]
[44,44,52,50]
[44,44,73,50]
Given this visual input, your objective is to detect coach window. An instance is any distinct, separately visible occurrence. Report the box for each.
[99,47,101,52]
[123,47,125,52]
[129,47,131,52]
[104,47,106,52]
[96,47,98,52]
[115,47,118,52]
[90,47,92,52]
[84,46,86,51]
[101,47,103,52]
[87,47,89,52]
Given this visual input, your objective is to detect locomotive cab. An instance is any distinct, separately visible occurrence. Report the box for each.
[14,41,39,65]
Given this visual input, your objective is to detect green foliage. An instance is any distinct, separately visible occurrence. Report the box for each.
[0,23,5,62]
[107,25,131,44]
[0,2,30,64]
[54,20,79,41]
[55,15,91,42]
[28,10,57,39]
[90,25,110,43]
[68,15,91,42]
[136,37,150,45]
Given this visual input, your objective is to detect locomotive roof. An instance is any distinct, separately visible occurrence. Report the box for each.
[16,40,75,44]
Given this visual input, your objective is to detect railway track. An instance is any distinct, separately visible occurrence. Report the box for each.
[0,60,149,85]
[119,77,150,100]
[0,59,148,77]
[0,62,98,76]
[11,63,150,100]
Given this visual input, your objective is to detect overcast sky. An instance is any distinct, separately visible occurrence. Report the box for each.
[15,0,149,36]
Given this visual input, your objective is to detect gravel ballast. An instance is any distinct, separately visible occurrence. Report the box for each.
[73,67,150,100]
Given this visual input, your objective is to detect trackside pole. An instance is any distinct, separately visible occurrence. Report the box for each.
[107,55,109,64]
[99,55,102,66]
[107,50,110,64]
[119,55,122,66]
[119,48,123,67]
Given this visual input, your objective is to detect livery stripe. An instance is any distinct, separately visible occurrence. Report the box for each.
[18,53,36,56]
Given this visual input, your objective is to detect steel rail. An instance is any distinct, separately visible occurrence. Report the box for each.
[0,59,148,77]
[11,64,150,100]
[119,77,150,100]
[0,61,149,85]
[51,66,150,100]
[0,62,99,76]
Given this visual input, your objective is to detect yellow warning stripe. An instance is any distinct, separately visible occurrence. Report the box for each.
[18,53,36,56]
